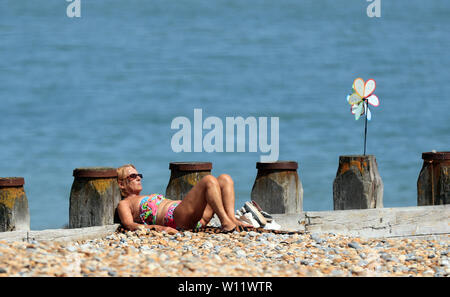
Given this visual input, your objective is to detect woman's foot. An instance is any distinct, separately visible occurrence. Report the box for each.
[220,221,237,232]
[233,218,253,229]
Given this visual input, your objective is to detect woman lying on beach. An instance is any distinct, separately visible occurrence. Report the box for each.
[116,164,252,234]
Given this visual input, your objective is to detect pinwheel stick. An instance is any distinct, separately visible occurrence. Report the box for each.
[363,99,368,156]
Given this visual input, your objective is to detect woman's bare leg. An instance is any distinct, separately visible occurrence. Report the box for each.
[197,174,252,228]
[217,174,252,228]
[173,175,236,231]
[198,204,214,227]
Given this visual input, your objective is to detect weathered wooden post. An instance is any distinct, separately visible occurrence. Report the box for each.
[251,161,303,214]
[69,167,121,228]
[165,162,212,200]
[0,177,30,232]
[333,155,383,210]
[417,151,450,206]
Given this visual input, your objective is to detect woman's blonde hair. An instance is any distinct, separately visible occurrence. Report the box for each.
[117,164,136,197]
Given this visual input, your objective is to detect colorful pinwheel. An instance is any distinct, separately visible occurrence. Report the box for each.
[346,78,380,155]
[347,78,379,120]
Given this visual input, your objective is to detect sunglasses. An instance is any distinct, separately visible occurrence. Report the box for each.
[127,173,143,180]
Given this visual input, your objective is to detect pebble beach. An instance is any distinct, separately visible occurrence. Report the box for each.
[0,227,449,277]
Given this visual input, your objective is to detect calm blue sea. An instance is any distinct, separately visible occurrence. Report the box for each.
[1,0,449,230]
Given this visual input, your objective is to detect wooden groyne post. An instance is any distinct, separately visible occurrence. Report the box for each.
[333,155,383,210]
[69,167,121,228]
[418,151,450,206]
[0,177,30,232]
[165,162,212,200]
[251,161,303,214]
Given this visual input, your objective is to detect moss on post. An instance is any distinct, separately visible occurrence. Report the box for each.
[0,177,30,232]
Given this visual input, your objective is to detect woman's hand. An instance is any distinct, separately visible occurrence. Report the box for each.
[161,226,178,234]
[145,225,178,234]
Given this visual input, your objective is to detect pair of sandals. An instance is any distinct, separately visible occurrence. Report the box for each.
[236,201,273,229]
[191,201,274,233]
[218,201,273,233]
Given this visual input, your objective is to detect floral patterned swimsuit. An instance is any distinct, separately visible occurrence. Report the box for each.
[139,194,179,228]
[139,193,202,230]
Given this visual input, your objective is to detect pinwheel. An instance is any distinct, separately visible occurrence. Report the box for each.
[347,78,379,120]
[346,78,380,155]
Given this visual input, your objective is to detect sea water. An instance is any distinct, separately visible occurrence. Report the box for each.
[0,0,449,229]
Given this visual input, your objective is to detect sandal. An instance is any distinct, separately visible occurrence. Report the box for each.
[251,201,273,220]
[244,202,267,227]
[238,213,260,228]
[220,227,237,234]
[235,225,249,232]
